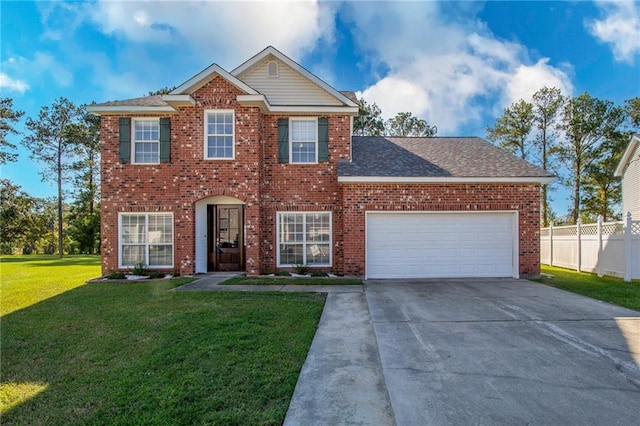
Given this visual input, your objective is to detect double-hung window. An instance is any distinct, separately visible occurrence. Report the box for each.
[119,213,173,268]
[205,110,234,159]
[290,118,317,163]
[133,119,160,164]
[277,212,331,266]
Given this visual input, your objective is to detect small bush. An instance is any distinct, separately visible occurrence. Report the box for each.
[148,271,165,279]
[275,270,291,277]
[106,271,126,280]
[294,264,310,275]
[311,271,327,277]
[132,263,146,276]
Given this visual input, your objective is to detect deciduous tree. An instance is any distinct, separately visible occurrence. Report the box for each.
[0,97,24,165]
[385,111,437,137]
[354,99,385,136]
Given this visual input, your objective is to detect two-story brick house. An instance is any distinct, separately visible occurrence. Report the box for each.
[89,46,553,279]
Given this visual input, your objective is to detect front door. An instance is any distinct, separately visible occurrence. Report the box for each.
[207,205,244,271]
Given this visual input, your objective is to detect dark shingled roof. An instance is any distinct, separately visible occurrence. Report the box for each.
[338,136,553,178]
[92,95,167,107]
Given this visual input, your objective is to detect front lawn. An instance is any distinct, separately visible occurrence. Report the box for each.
[535,265,640,311]
[1,256,325,425]
[1,255,101,316]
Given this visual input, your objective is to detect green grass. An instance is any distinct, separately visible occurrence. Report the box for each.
[1,255,102,316]
[1,256,326,425]
[535,265,640,311]
[222,276,363,286]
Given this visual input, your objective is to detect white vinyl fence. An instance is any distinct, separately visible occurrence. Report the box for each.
[540,212,640,282]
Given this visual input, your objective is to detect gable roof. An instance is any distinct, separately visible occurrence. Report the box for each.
[615,134,640,177]
[88,46,357,115]
[338,136,554,184]
[170,63,258,95]
[231,46,357,108]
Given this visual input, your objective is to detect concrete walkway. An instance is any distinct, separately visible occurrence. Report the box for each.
[283,292,395,426]
[175,274,363,293]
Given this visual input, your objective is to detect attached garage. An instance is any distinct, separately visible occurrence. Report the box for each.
[366,211,518,279]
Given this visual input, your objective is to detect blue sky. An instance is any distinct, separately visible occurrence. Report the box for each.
[2,0,639,216]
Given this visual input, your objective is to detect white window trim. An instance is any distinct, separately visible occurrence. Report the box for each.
[118,212,174,269]
[289,117,318,164]
[132,117,160,165]
[276,211,332,267]
[204,109,235,160]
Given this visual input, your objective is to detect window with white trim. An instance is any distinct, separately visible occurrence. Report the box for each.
[119,213,173,268]
[205,110,234,159]
[290,118,317,163]
[133,118,160,164]
[277,212,331,266]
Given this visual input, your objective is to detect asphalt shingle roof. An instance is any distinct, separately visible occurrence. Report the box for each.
[339,136,553,178]
[92,95,167,107]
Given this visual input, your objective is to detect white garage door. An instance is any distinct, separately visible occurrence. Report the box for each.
[366,212,517,279]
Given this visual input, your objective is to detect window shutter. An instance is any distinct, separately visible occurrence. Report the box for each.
[278,118,289,163]
[118,117,131,163]
[159,117,171,163]
[318,117,329,162]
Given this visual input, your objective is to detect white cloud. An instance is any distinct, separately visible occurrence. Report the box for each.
[3,53,73,89]
[349,2,573,134]
[0,72,30,93]
[87,0,333,67]
[586,1,640,64]
[503,59,573,108]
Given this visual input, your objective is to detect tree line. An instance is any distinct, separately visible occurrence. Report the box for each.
[486,89,639,226]
[1,97,100,255]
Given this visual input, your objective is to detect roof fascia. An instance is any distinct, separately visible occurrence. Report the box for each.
[170,63,259,95]
[162,94,195,107]
[86,105,177,116]
[231,46,358,108]
[338,176,556,184]
[615,134,639,177]
[236,94,358,115]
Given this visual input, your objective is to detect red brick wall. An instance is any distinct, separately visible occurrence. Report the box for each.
[340,183,542,277]
[100,76,263,275]
[259,115,351,273]
[99,75,354,276]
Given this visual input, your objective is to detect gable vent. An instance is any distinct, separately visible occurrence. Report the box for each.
[267,60,279,78]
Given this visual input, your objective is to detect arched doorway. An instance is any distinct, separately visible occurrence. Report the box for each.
[195,196,245,273]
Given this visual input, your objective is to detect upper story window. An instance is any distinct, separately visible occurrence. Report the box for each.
[133,118,160,164]
[205,110,234,159]
[267,60,279,78]
[290,118,318,163]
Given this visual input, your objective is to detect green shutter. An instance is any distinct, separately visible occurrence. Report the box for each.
[278,118,289,163]
[318,117,329,162]
[118,117,131,163]
[159,117,171,163]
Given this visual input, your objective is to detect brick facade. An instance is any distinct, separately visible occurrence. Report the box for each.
[340,183,541,277]
[100,76,353,276]
[97,50,544,279]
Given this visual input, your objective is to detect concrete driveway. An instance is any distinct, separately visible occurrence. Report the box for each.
[285,278,640,425]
